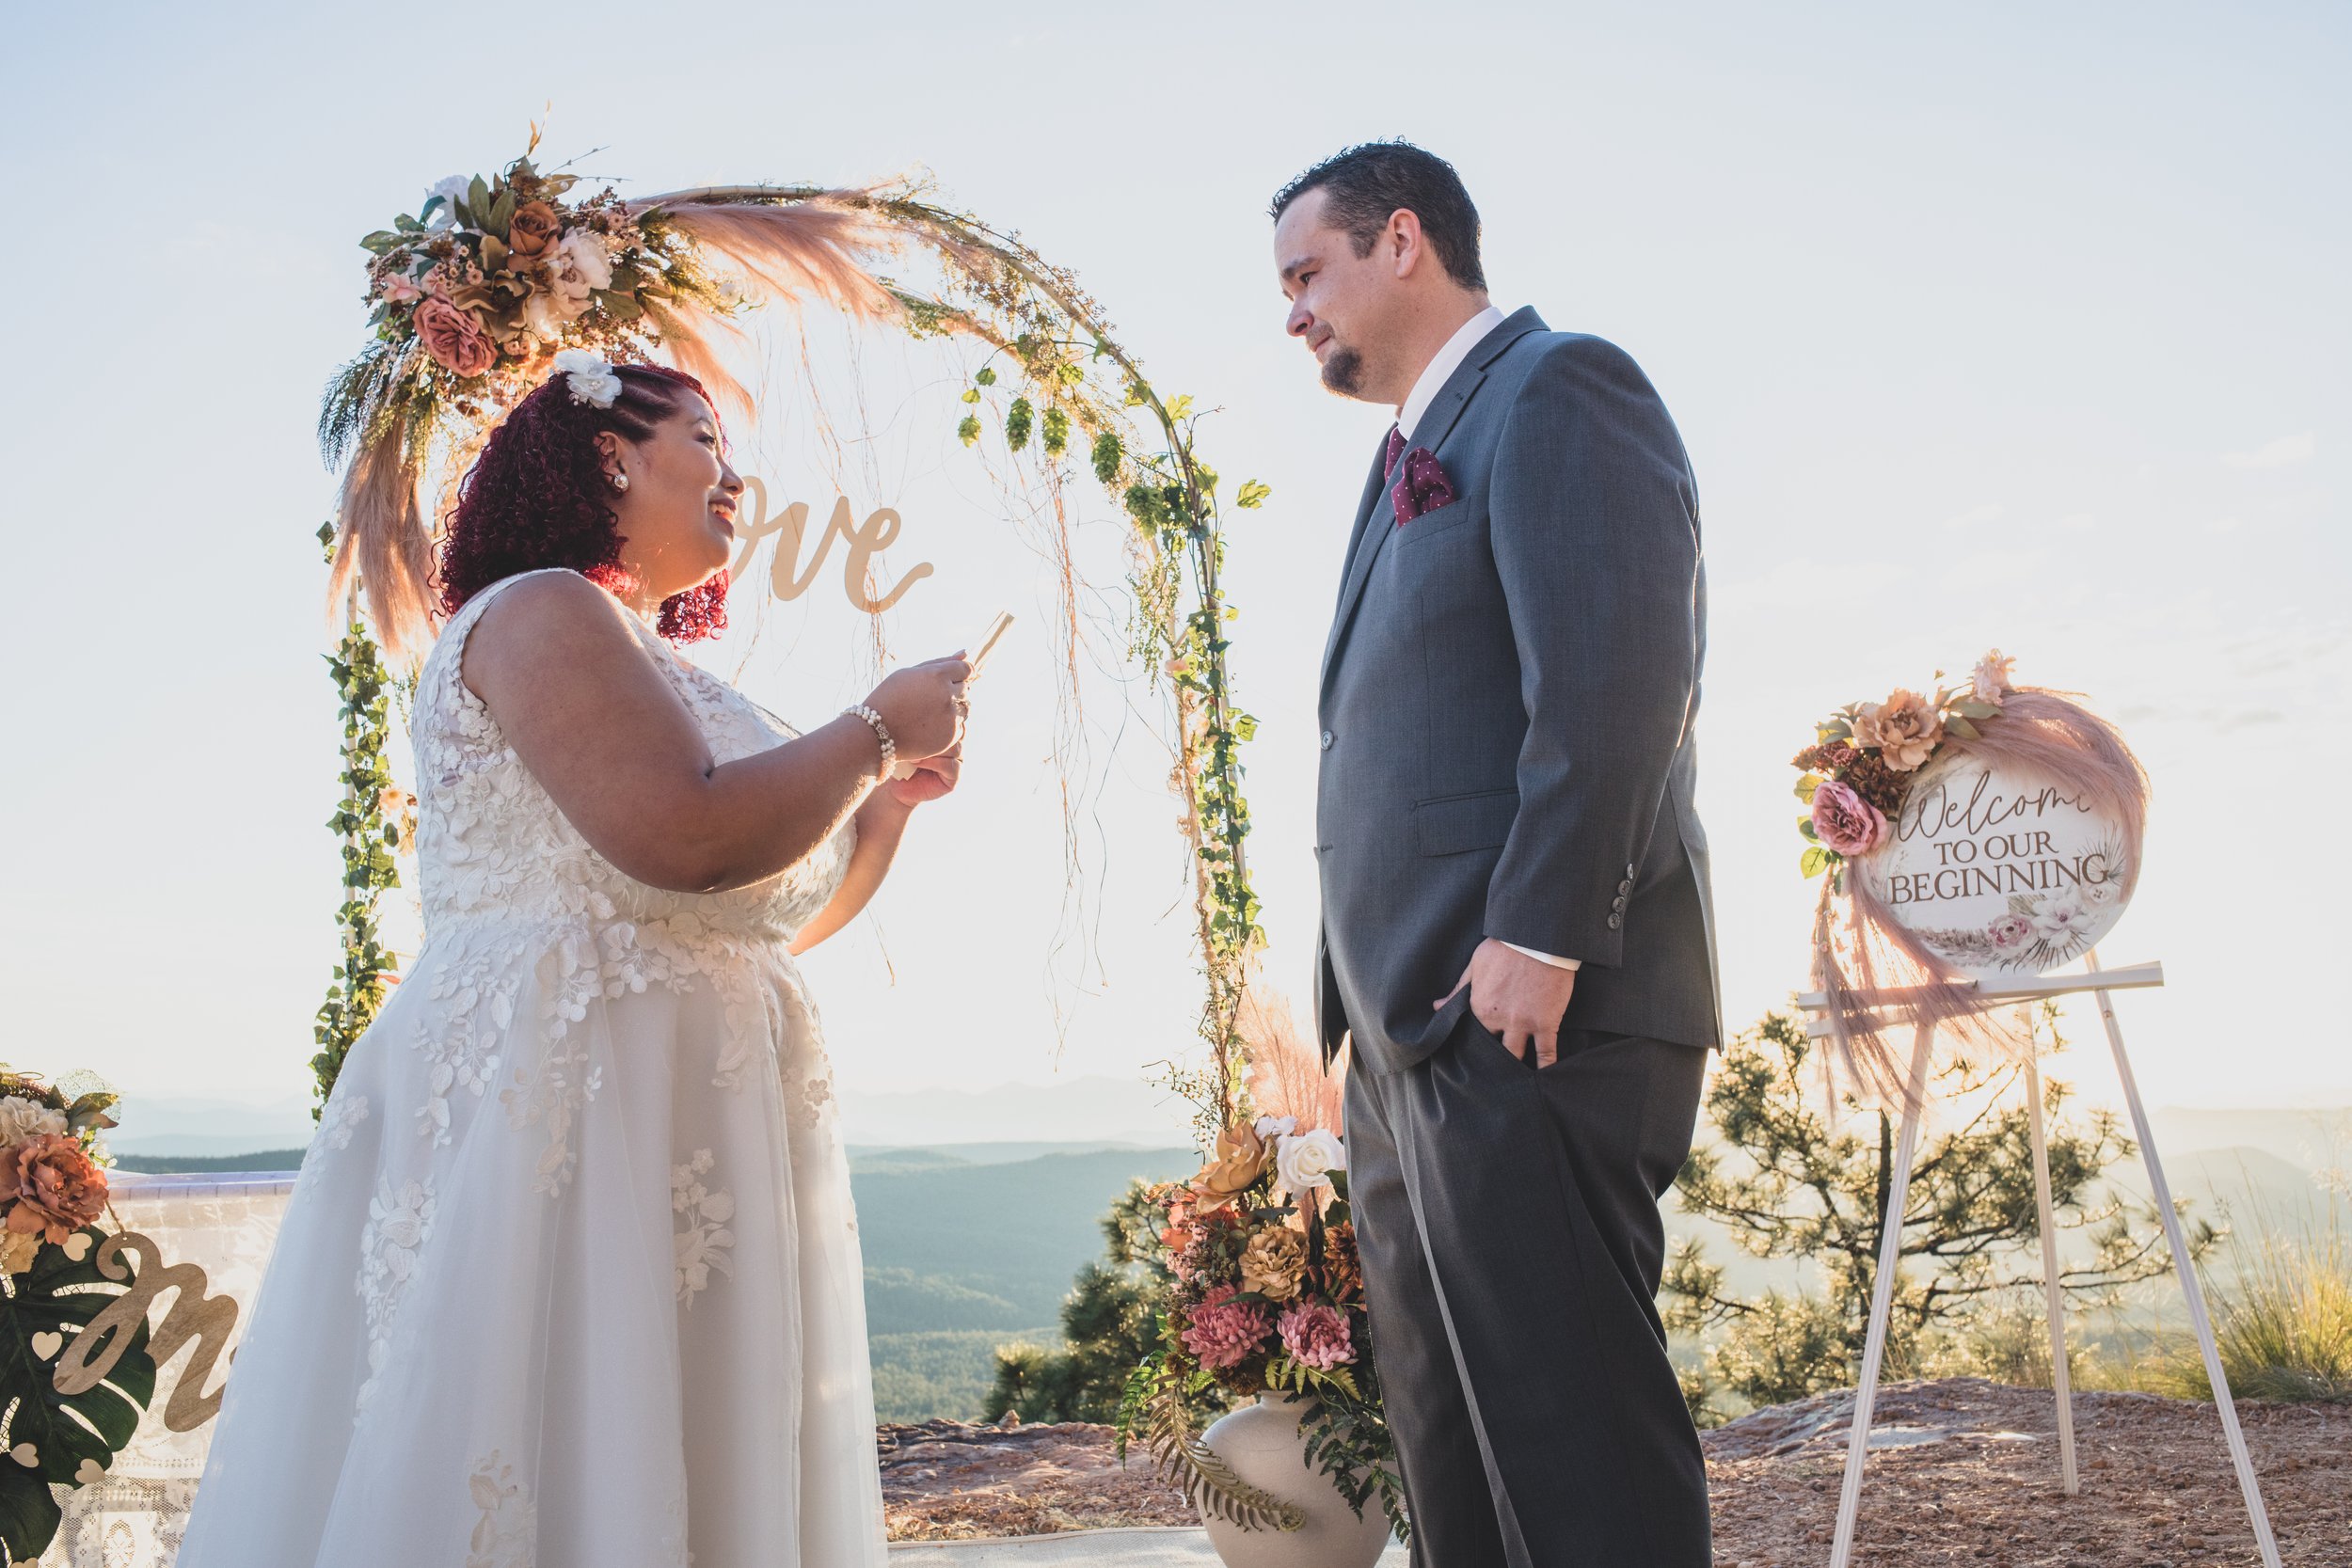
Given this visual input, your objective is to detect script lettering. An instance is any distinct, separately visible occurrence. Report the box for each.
[725,477,933,613]
[52,1230,240,1432]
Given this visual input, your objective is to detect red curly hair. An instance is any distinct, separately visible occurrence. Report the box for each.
[437,362,729,642]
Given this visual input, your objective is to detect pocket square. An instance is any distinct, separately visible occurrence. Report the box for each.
[1391,446,1456,526]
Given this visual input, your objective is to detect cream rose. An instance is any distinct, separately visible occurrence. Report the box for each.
[0,1097,64,1148]
[546,229,614,318]
[1274,1129,1345,1197]
[422,174,469,229]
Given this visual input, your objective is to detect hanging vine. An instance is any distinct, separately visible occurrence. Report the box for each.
[851,186,1272,1133]
[310,525,410,1114]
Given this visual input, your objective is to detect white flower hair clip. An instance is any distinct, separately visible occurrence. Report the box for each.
[551,349,623,409]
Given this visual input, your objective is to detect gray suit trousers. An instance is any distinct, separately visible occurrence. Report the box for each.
[1344,1017,1711,1568]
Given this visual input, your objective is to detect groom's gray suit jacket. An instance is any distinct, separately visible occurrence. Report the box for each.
[1314,308,1720,1074]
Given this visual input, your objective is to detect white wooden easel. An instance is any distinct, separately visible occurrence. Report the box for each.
[1797,951,2284,1568]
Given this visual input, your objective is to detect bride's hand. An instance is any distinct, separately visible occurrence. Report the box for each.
[887,743,961,807]
[863,654,970,766]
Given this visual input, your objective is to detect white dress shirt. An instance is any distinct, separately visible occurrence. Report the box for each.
[1392,305,1581,975]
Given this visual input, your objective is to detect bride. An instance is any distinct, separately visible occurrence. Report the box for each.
[178,354,964,1566]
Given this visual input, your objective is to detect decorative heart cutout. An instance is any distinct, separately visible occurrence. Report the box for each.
[73,1457,103,1486]
[62,1233,91,1262]
[8,1443,36,1468]
[29,1331,61,1361]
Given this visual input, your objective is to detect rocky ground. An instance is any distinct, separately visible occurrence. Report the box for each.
[878,1418,1198,1540]
[880,1379,2352,1563]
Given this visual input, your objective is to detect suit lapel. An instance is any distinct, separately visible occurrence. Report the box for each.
[1318,308,1549,693]
[1319,441,1398,676]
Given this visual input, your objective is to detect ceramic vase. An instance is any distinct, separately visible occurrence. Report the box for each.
[1198,1394,1394,1568]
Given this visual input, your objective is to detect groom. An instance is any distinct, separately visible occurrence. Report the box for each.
[1274,142,1720,1566]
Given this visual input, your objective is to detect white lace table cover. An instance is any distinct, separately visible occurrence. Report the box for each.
[39,1171,294,1568]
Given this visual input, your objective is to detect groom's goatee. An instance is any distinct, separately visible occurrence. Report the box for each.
[1321,345,1365,396]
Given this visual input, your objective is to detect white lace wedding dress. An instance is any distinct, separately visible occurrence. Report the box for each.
[178,569,887,1567]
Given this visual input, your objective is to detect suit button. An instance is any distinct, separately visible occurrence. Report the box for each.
[1611,895,1627,911]
[1625,862,1636,879]
[1320,730,1334,751]
[1606,912,1623,930]
[1617,879,1633,895]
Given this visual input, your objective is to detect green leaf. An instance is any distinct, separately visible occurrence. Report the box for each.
[1798,816,1820,841]
[1042,405,1071,456]
[0,1464,59,1563]
[1234,480,1272,510]
[974,367,997,387]
[1943,715,1981,742]
[591,289,644,322]
[1949,698,1999,720]
[1005,397,1034,451]
[1165,394,1196,421]
[488,188,516,239]
[1801,846,1836,879]
[1794,773,1821,803]
[960,388,980,404]
[464,175,491,228]
[0,1227,157,1561]
[957,415,981,447]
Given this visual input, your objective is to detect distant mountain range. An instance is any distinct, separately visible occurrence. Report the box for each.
[102,1083,2347,1421]
[107,1075,1200,1158]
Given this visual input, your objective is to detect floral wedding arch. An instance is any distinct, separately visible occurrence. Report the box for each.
[310,137,1411,1534]
[311,138,1268,1139]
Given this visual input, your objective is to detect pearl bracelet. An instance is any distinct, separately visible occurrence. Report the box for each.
[843,704,897,780]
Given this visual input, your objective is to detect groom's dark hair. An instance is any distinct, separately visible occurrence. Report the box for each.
[1270,141,1486,292]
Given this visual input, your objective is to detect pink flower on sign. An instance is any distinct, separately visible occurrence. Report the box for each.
[1181,1285,1271,1370]
[1987,913,2034,950]
[1277,1301,1355,1370]
[1809,780,1887,857]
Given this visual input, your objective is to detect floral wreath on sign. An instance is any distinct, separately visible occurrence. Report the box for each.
[1789,654,2149,1110]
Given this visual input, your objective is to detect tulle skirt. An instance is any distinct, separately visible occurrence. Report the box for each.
[176,921,886,1567]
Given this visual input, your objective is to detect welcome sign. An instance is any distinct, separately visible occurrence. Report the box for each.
[1857,753,2133,979]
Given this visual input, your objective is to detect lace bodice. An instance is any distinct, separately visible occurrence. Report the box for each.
[411,569,853,956]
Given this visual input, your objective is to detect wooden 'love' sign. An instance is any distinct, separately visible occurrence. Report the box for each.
[1857,752,2135,979]
[724,477,934,613]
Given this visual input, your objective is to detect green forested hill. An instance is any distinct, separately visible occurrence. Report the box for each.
[850,1145,1197,1419]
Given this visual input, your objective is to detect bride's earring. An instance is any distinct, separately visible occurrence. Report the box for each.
[611,471,629,493]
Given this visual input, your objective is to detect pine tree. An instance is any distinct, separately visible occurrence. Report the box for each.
[1664,1005,2211,1418]
[987,1181,1179,1424]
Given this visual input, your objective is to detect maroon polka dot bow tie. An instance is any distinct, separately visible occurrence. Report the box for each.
[1383,424,1456,527]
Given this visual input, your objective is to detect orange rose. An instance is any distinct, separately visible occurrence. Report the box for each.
[505,200,562,266]
[1850,688,1945,772]
[3,1133,107,1246]
[1188,1123,1270,1210]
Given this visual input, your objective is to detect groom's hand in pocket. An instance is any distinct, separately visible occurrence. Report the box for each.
[1435,939,1577,1069]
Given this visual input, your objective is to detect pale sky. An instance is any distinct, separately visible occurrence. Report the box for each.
[4,2,2345,1127]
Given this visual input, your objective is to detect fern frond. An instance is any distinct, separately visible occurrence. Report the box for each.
[1143,1376,1303,1532]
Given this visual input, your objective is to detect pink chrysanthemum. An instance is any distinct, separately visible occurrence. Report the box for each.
[1277,1301,1355,1371]
[1180,1285,1272,1370]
